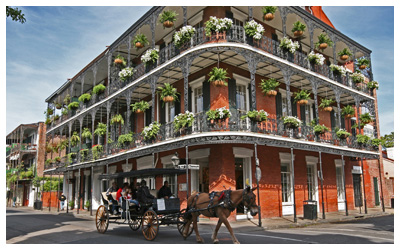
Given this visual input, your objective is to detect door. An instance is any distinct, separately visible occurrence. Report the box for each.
[235,158,245,215]
[373,177,380,206]
[306,164,319,211]
[281,163,294,215]
[353,174,362,207]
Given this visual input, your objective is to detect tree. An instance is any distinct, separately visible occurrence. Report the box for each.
[381,132,394,148]
[6,6,26,23]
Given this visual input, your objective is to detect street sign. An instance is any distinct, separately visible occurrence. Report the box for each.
[177,164,200,170]
[255,167,261,182]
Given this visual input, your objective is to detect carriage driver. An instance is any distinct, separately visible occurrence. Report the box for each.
[137,180,155,204]
[158,181,172,199]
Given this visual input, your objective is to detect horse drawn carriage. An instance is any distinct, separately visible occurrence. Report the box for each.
[95,168,194,241]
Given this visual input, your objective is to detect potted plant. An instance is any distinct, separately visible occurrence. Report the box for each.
[173,111,195,132]
[173,25,196,48]
[131,100,150,114]
[244,20,265,41]
[141,121,161,141]
[307,51,325,66]
[46,107,54,116]
[110,114,124,125]
[259,78,280,96]
[81,128,92,142]
[78,93,91,104]
[92,144,103,160]
[45,143,53,153]
[54,156,61,163]
[54,101,62,110]
[356,134,370,145]
[283,116,302,129]
[114,54,127,67]
[45,117,51,125]
[118,133,133,147]
[371,138,381,149]
[315,33,333,50]
[94,123,107,143]
[206,107,232,121]
[357,58,370,70]
[329,64,348,77]
[360,112,374,125]
[80,148,89,159]
[61,108,68,116]
[294,89,311,105]
[141,48,159,66]
[367,81,379,90]
[341,105,355,119]
[241,110,268,123]
[291,21,306,37]
[68,101,79,110]
[92,84,106,95]
[336,129,351,140]
[84,200,90,210]
[279,36,300,54]
[319,98,334,112]
[159,10,178,28]
[313,124,329,135]
[133,33,149,49]
[208,67,230,87]
[63,94,71,105]
[350,72,365,84]
[70,131,81,147]
[45,159,53,166]
[69,200,75,210]
[262,6,277,21]
[118,67,134,82]
[158,83,180,104]
[204,16,233,37]
[338,48,353,61]
[52,114,60,122]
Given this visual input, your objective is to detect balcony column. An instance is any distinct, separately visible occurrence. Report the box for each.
[182,7,187,26]
[150,80,156,122]
[78,117,84,162]
[180,58,192,112]
[243,53,261,111]
[92,65,98,88]
[248,7,253,20]
[282,68,293,115]
[334,87,343,129]
[127,35,132,68]
[311,80,320,124]
[341,154,349,216]
[68,122,72,156]
[105,102,111,155]
[150,13,156,48]
[331,35,337,65]
[80,75,85,96]
[50,131,55,161]
[305,20,314,52]
[278,7,288,36]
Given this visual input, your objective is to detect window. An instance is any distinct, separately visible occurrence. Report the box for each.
[163,163,177,197]
[281,163,292,203]
[304,104,314,125]
[166,102,175,123]
[236,84,247,111]
[279,90,290,117]
[306,164,316,201]
[193,86,203,114]
[336,164,345,202]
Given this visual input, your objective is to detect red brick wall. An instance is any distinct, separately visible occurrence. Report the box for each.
[42,191,61,208]
[37,122,46,177]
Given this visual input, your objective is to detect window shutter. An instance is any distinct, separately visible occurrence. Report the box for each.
[300,105,306,123]
[130,112,135,132]
[228,78,237,110]
[188,87,192,112]
[312,103,316,121]
[202,80,210,111]
[275,92,282,118]
[351,119,356,136]
[340,114,346,129]
[174,93,181,115]
[225,10,233,19]
[330,110,336,130]
[145,107,152,126]
[247,84,252,111]
[291,97,297,117]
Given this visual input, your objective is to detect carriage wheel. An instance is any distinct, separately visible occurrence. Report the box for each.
[129,215,141,231]
[177,209,194,238]
[141,209,159,241]
[95,205,109,234]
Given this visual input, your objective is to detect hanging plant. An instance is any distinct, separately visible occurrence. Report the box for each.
[81,128,92,140]
[360,112,374,124]
[315,33,333,50]
[279,37,300,53]
[329,64,349,77]
[291,21,306,37]
[141,121,161,141]
[244,20,265,40]
[204,16,233,37]
[262,6,277,21]
[241,110,269,122]
[259,78,280,96]
[357,58,370,70]
[45,107,54,116]
[94,123,107,137]
[131,100,150,113]
[63,94,71,105]
[341,105,355,119]
[45,159,54,166]
[338,48,353,61]
[283,116,302,129]
[356,134,370,145]
[313,124,329,135]
[92,84,106,95]
[78,93,91,104]
[110,114,124,125]
[294,89,311,105]
[208,67,230,86]
[367,81,379,90]
[141,48,159,66]
[68,101,79,110]
[70,131,81,147]
[336,129,351,140]
[92,144,103,160]
[45,117,52,125]
[61,108,68,116]
[80,149,89,159]
[307,51,325,65]
[173,111,195,132]
[319,98,334,112]
[52,114,60,122]
[173,25,196,48]
[118,67,134,82]
[133,33,149,49]
[350,72,365,84]
[158,83,180,104]
[54,101,62,110]
[114,54,127,67]
[159,10,178,28]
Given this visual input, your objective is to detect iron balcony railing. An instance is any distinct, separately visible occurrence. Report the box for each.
[44,111,378,170]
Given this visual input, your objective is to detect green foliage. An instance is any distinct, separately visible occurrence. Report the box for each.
[45,117,51,125]
[338,48,353,57]
[133,33,149,48]
[206,107,232,120]
[45,159,53,166]
[94,123,107,137]
[61,108,68,116]
[291,21,306,32]
[356,134,370,145]
[85,200,91,209]
[241,110,268,122]
[159,10,178,23]
[341,105,355,117]
[78,93,91,103]
[204,16,233,37]
[313,124,329,134]
[336,129,351,139]
[80,149,89,159]
[357,58,370,68]
[360,112,374,124]
[118,133,133,146]
[69,200,75,208]
[381,132,394,148]
[63,94,71,105]
[81,128,92,140]
[114,54,127,67]
[294,89,311,103]
[283,116,302,128]
[158,83,180,104]
[173,111,195,132]
[131,100,150,113]
[70,131,81,147]
[262,6,277,14]
[6,7,26,23]
[208,67,230,86]
[68,101,79,110]
[367,81,379,90]
[371,138,382,148]
[92,145,103,160]
[110,114,124,125]
[319,98,334,108]
[45,107,54,116]
[315,33,333,49]
[259,78,280,94]
[92,84,106,95]
[141,122,161,141]
[67,153,76,164]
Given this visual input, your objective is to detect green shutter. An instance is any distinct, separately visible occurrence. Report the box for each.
[202,80,210,111]
[300,105,306,123]
[188,87,192,112]
[330,110,336,130]
[291,97,297,117]
[276,92,282,118]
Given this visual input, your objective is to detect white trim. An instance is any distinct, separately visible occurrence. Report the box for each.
[279,152,294,163]
[83,170,90,176]
[233,147,253,158]
[231,7,247,22]
[334,159,343,167]
[189,148,210,159]
[108,165,117,174]
[305,156,319,164]
[189,76,205,88]
[161,154,175,165]
[188,10,203,26]
[122,163,132,172]
[136,155,153,169]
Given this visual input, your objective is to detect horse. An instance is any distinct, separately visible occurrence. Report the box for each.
[182,186,258,244]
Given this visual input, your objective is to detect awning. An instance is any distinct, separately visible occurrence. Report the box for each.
[98,168,186,180]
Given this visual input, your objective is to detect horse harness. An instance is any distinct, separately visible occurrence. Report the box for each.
[189,190,236,217]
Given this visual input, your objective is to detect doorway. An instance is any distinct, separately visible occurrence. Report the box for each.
[235,158,245,214]
[353,174,362,208]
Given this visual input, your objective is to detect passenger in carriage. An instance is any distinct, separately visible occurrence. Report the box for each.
[124,188,139,206]
[106,182,118,214]
[117,182,130,204]
[158,181,172,199]
[137,180,155,204]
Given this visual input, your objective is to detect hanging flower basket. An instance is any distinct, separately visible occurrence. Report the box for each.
[319,43,328,50]
[291,21,306,37]
[337,129,351,140]
[212,80,226,87]
[264,13,274,21]
[340,55,349,61]
[162,96,175,102]
[294,30,303,37]
[135,42,144,48]
[163,20,174,28]
[266,90,277,96]
[297,99,308,105]
[359,65,366,70]
[159,10,178,29]
[323,107,333,112]
[262,6,277,21]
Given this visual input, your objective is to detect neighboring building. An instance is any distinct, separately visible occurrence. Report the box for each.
[43,6,388,218]
[6,122,46,207]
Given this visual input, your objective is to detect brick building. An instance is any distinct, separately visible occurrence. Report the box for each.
[43,6,388,219]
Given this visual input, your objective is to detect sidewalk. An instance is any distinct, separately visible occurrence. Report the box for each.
[17,205,394,232]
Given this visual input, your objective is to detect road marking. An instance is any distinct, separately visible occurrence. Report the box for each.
[202,232,318,243]
[302,230,394,242]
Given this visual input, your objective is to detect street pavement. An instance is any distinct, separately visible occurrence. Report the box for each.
[6,206,394,244]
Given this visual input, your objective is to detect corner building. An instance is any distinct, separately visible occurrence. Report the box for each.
[44,6,388,218]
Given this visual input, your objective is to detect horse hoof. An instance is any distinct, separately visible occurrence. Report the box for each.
[197,238,204,243]
[213,239,219,244]
[234,241,240,244]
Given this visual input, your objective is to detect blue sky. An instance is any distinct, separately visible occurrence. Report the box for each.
[5,6,394,137]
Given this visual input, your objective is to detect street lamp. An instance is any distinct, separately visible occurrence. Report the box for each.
[171,152,180,168]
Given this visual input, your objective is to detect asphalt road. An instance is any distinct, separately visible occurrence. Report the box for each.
[6,208,394,244]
